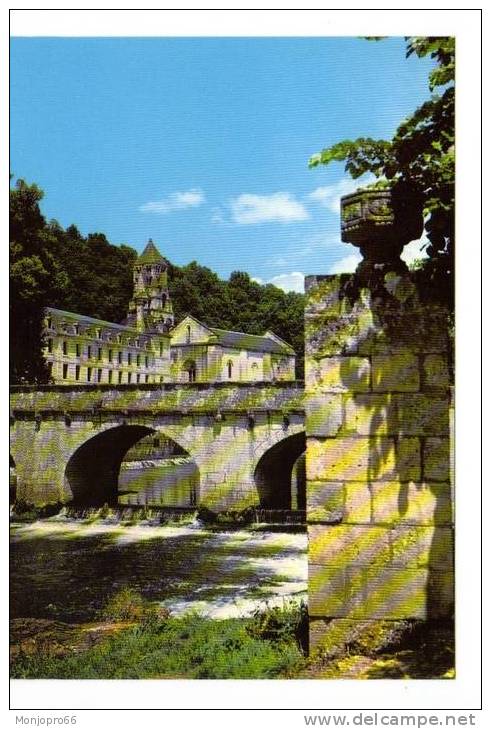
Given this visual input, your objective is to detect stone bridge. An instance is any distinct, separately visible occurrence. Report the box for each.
[10,382,305,512]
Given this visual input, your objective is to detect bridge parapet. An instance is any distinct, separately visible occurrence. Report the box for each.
[10,381,305,416]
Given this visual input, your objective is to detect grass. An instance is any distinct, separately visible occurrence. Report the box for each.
[10,592,307,679]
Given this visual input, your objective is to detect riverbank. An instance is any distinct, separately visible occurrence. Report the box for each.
[10,607,454,680]
[10,602,307,679]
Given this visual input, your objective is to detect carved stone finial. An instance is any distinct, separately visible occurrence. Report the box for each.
[340,186,423,282]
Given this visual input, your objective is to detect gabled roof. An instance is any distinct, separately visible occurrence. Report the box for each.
[137,239,167,265]
[210,327,295,355]
[172,314,215,336]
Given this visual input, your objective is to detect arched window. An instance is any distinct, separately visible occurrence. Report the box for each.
[227,360,233,379]
[183,359,196,383]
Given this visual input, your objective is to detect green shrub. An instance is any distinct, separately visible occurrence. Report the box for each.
[248,601,308,653]
[100,587,145,622]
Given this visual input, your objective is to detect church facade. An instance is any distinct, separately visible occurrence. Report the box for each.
[43,241,296,385]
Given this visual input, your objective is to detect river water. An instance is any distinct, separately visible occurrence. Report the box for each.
[10,516,307,623]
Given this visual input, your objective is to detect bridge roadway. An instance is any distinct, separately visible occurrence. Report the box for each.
[10,381,305,511]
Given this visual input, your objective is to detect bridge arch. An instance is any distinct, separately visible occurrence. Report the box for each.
[253,430,306,509]
[64,424,199,507]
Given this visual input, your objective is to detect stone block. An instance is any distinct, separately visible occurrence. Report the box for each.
[306,394,343,436]
[423,354,450,391]
[424,437,450,481]
[304,277,344,317]
[395,437,421,481]
[372,352,420,392]
[390,526,453,568]
[307,436,399,482]
[357,307,449,355]
[308,524,391,567]
[427,569,455,619]
[305,315,360,359]
[306,356,370,393]
[349,565,429,619]
[371,481,453,525]
[309,564,347,617]
[395,394,449,436]
[344,482,372,523]
[307,482,344,523]
[344,394,395,436]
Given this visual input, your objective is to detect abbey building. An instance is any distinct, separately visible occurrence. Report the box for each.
[43,240,296,385]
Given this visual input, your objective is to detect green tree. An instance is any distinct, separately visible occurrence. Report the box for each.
[309,37,454,303]
[10,178,68,383]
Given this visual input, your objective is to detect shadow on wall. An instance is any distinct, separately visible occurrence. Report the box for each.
[336,275,452,623]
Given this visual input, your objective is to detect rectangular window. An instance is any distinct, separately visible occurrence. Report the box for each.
[127,352,132,365]
[137,354,141,367]
[98,347,102,361]
[47,338,53,353]
[87,367,92,382]
[145,356,149,368]
[136,374,140,384]
[145,374,149,383]
[75,365,80,381]
[75,343,80,357]
[118,371,123,385]
[62,341,67,356]
[62,364,68,379]
[97,368,102,383]
[108,349,113,362]
[87,345,92,359]
[108,370,112,384]
[159,342,164,357]
[118,351,122,364]
[46,317,52,329]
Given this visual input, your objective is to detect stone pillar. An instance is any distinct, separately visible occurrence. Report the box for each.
[305,273,453,651]
[305,272,453,654]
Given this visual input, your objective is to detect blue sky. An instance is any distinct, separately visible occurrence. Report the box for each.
[10,37,434,292]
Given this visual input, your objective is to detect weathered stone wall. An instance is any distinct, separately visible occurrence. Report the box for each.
[305,274,453,652]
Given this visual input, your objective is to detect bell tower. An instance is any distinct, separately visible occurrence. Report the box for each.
[127,239,174,333]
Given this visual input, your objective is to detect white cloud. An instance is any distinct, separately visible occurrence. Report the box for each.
[140,188,205,214]
[267,271,305,293]
[231,192,309,225]
[308,175,374,214]
[328,253,362,274]
[253,272,305,293]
